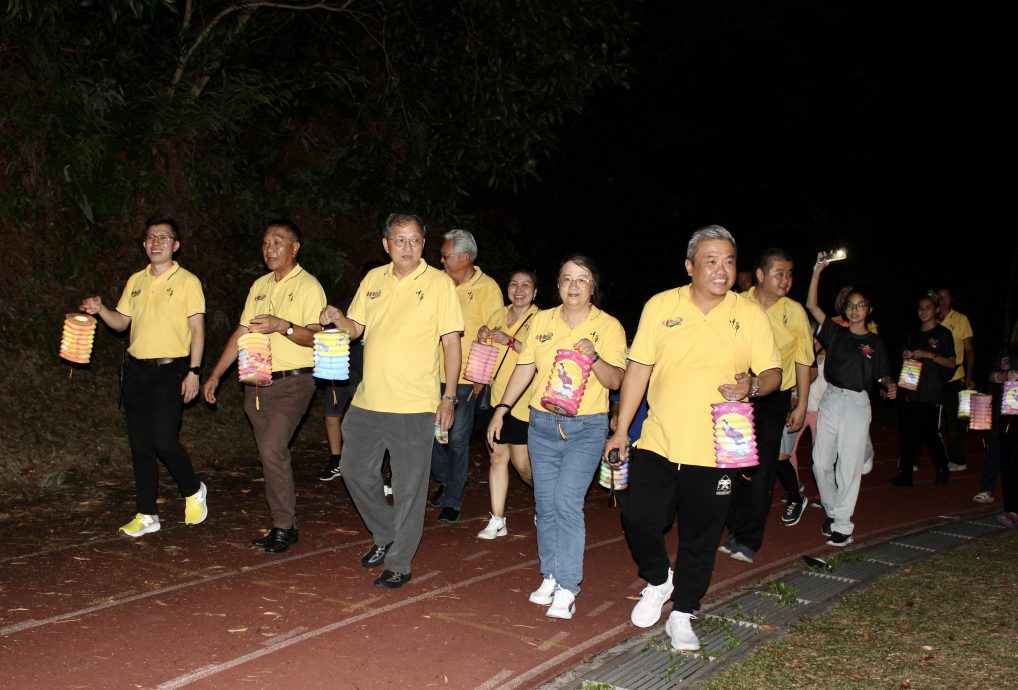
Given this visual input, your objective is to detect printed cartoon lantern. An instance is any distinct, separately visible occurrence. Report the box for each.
[598,454,629,491]
[897,358,922,391]
[313,329,350,381]
[957,389,977,418]
[1001,380,1018,416]
[968,393,992,430]
[237,333,273,386]
[464,340,499,385]
[540,349,594,416]
[712,401,759,468]
[60,313,98,364]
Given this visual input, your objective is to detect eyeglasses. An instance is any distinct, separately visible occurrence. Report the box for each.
[559,276,592,288]
[845,302,870,311]
[388,235,423,248]
[440,252,463,260]
[145,234,175,244]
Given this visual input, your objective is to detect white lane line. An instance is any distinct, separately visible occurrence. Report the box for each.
[586,601,615,617]
[155,535,626,689]
[498,622,632,690]
[536,630,570,651]
[475,669,514,690]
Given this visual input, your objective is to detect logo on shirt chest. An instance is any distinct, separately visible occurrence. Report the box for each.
[255,293,267,302]
[466,290,475,303]
[662,317,682,328]
[858,344,874,359]
[366,290,382,300]
[131,289,142,298]
[926,337,941,351]
[165,287,174,298]
[536,332,553,343]
[729,318,741,334]
[416,289,424,304]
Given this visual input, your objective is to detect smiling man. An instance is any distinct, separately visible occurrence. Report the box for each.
[203,219,326,554]
[604,224,780,652]
[81,214,208,538]
[319,213,463,589]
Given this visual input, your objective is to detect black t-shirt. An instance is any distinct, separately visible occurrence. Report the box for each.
[901,323,955,404]
[816,318,891,393]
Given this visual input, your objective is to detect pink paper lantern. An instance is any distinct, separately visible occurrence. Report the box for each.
[540,349,594,416]
[712,401,759,468]
[1001,380,1018,416]
[957,389,977,418]
[968,393,992,430]
[464,341,499,384]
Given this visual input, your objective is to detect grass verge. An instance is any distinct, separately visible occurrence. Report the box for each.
[703,530,1018,689]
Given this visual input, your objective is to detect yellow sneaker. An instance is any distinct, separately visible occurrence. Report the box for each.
[119,513,160,537]
[185,482,208,525]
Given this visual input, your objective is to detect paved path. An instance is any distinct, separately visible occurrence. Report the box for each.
[0,430,996,688]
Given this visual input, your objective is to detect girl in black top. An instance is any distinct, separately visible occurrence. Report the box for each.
[806,256,896,546]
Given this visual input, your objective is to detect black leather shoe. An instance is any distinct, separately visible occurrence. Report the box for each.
[429,485,445,507]
[437,507,460,523]
[374,569,412,589]
[361,542,392,568]
[259,527,299,553]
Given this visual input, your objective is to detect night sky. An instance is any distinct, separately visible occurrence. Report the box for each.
[470,1,1014,373]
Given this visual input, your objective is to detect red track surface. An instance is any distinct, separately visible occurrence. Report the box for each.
[0,431,994,689]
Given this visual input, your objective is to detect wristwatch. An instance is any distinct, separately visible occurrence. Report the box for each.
[441,394,459,406]
[748,376,760,398]
[189,366,201,376]
[591,351,601,363]
[285,322,295,336]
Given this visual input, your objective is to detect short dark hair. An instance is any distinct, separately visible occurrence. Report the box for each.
[557,253,600,305]
[755,248,793,274]
[383,213,426,238]
[507,267,539,289]
[265,218,303,245]
[144,214,180,242]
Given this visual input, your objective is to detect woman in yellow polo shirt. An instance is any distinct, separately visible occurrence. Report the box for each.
[487,254,626,619]
[477,269,540,540]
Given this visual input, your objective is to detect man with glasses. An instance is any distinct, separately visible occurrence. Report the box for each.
[203,219,326,554]
[80,215,208,538]
[430,229,504,523]
[319,213,463,588]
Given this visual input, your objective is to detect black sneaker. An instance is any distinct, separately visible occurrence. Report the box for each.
[429,485,444,507]
[318,456,342,481]
[821,517,833,537]
[361,542,392,568]
[889,473,913,487]
[781,495,808,526]
[827,531,853,547]
[374,569,412,589]
[438,507,460,523]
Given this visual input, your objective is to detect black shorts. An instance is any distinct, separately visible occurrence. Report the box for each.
[322,378,359,417]
[496,412,530,446]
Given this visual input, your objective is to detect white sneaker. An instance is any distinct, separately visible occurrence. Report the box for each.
[861,456,873,475]
[665,611,700,651]
[948,462,967,472]
[630,569,674,627]
[973,491,993,503]
[477,514,508,540]
[546,587,576,619]
[529,576,557,605]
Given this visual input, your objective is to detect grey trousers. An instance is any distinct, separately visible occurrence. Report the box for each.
[341,406,433,575]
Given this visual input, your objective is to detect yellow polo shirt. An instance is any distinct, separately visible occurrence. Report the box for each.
[746,288,815,391]
[517,305,627,416]
[485,304,539,422]
[239,264,326,371]
[440,266,504,385]
[939,308,973,383]
[116,262,204,359]
[347,260,464,414]
[629,287,780,467]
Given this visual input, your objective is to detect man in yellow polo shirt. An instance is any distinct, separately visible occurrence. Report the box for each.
[81,215,208,538]
[203,219,326,554]
[937,288,976,471]
[605,225,780,652]
[320,213,463,589]
[720,248,814,563]
[430,229,504,523]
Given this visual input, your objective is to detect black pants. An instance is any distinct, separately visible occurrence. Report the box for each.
[897,399,948,478]
[122,359,199,515]
[1000,420,1018,514]
[941,379,968,464]
[622,449,732,614]
[725,388,792,552]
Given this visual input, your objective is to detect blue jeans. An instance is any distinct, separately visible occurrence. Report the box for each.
[430,383,478,509]
[528,408,608,595]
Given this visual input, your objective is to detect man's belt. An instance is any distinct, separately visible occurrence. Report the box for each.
[272,367,314,380]
[127,355,187,367]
